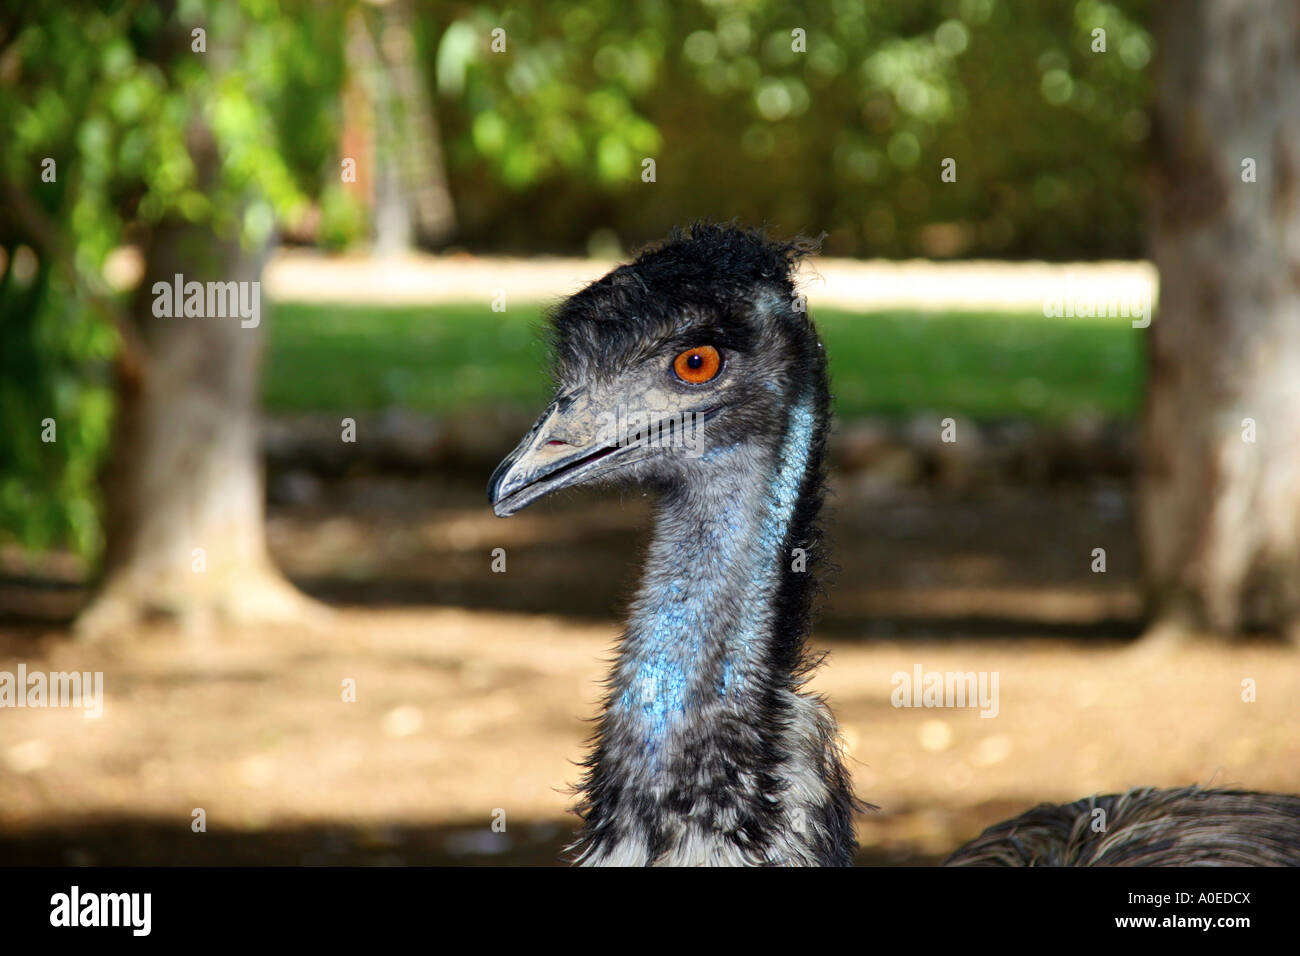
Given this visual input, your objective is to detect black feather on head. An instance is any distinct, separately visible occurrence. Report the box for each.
[547,221,822,391]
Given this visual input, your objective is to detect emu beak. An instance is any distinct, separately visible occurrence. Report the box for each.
[488,391,636,517]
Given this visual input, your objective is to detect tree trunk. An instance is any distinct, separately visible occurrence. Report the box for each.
[1141,0,1300,644]
[75,127,321,639]
[345,0,456,256]
[380,0,456,247]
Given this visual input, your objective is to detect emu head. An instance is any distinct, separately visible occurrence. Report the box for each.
[489,223,826,517]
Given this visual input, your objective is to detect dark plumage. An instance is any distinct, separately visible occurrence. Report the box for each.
[489,222,1300,867]
[947,786,1300,866]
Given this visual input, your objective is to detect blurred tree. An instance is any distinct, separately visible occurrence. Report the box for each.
[1,0,1164,614]
[343,0,455,253]
[0,1,349,636]
[424,0,1150,258]
[1141,0,1300,645]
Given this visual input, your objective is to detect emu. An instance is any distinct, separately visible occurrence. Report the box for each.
[488,223,1300,866]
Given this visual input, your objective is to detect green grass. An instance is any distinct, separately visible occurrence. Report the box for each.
[265,302,1144,421]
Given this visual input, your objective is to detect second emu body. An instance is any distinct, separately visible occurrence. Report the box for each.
[488,223,1300,866]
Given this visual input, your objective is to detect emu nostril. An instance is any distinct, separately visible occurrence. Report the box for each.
[545,439,569,446]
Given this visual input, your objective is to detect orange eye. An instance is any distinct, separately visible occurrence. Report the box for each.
[672,345,722,384]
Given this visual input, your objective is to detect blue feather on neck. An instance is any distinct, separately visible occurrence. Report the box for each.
[616,397,817,755]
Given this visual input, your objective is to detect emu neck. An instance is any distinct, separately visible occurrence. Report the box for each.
[616,401,816,743]
[575,397,845,865]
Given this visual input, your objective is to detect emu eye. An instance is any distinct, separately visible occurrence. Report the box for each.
[672,345,722,384]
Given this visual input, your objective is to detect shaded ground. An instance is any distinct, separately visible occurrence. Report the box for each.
[260,470,1143,640]
[1,475,1296,865]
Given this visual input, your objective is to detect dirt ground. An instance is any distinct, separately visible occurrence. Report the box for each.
[1,474,1296,865]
